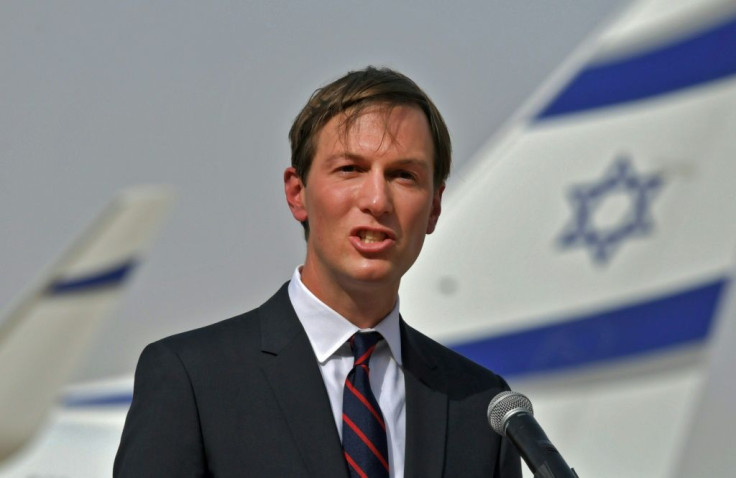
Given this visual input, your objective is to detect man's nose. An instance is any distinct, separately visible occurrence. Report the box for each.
[357,170,393,216]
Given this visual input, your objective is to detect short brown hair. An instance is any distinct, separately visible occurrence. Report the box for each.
[289,66,452,188]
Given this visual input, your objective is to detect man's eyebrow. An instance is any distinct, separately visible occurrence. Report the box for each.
[323,153,363,166]
[391,158,431,170]
[322,154,431,170]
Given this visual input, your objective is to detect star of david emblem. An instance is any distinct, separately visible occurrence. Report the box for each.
[558,155,664,264]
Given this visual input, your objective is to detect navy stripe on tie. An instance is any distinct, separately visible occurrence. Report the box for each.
[342,332,389,478]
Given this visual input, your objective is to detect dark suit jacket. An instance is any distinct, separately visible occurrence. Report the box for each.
[114,283,521,477]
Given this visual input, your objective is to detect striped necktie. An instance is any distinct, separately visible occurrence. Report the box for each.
[342,331,389,478]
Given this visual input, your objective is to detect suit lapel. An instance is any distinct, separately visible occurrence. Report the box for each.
[258,284,349,478]
[255,287,450,478]
[401,320,448,478]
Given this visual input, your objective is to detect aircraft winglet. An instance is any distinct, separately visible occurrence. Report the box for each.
[0,186,174,461]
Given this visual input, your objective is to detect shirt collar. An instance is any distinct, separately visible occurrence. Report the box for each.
[287,266,402,365]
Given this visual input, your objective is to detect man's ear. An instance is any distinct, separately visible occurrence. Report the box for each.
[284,167,308,223]
[426,183,445,234]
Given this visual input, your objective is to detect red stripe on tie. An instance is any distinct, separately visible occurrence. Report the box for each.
[345,379,386,430]
[344,451,369,478]
[355,344,377,365]
[343,414,389,471]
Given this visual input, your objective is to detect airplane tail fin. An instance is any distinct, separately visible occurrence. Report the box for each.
[0,186,174,461]
[402,0,736,476]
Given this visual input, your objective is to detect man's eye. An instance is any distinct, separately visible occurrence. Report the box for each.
[396,170,416,181]
[338,165,357,173]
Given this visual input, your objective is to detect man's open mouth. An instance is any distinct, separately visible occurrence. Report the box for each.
[359,230,388,243]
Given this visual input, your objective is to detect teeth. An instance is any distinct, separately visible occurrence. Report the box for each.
[360,231,386,243]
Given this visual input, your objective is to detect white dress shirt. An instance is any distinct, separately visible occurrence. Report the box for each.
[288,267,406,478]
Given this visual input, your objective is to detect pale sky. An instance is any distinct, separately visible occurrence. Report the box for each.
[1,0,623,381]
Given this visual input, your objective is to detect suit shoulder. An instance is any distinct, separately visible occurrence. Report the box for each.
[157,307,259,352]
[144,282,293,363]
[403,321,510,393]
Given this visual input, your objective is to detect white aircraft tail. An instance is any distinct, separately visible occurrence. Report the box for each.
[402,0,736,476]
[0,186,174,461]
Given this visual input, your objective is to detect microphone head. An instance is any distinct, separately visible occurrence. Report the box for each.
[487,391,534,436]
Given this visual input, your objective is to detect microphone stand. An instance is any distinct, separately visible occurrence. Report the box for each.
[504,412,579,477]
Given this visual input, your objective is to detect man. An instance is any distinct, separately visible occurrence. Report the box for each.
[114,67,521,477]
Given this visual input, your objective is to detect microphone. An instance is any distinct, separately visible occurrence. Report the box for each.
[487,391,578,478]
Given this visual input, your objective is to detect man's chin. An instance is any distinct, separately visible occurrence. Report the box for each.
[342,263,401,289]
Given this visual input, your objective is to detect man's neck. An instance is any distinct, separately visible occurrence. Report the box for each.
[299,269,398,329]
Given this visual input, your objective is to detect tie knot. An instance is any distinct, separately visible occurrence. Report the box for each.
[349,331,383,365]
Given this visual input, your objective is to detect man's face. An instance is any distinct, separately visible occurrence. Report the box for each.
[285,104,443,296]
